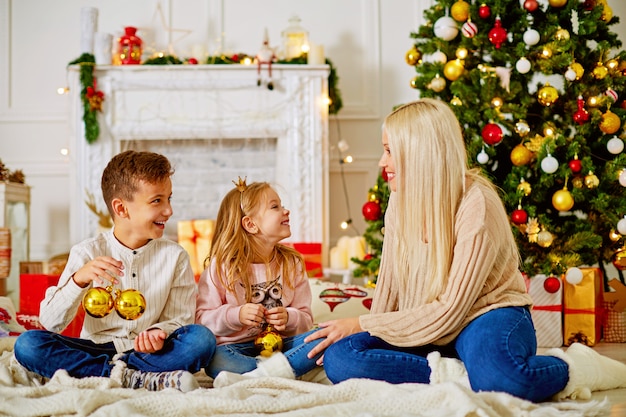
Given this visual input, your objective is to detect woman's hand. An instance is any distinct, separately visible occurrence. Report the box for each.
[133,328,167,353]
[239,303,266,327]
[72,256,123,288]
[265,306,288,331]
[304,317,362,365]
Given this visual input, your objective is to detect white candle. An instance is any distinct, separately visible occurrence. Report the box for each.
[80,7,98,54]
[307,42,325,65]
[347,237,366,269]
[330,246,348,269]
[94,33,113,65]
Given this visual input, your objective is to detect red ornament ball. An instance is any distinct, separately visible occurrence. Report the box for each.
[381,168,388,182]
[187,57,198,65]
[362,201,382,221]
[364,253,373,261]
[482,123,503,145]
[524,0,539,12]
[511,208,528,225]
[478,3,491,19]
[544,276,561,294]
[569,159,582,174]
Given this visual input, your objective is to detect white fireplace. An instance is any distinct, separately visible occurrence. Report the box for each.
[68,65,329,255]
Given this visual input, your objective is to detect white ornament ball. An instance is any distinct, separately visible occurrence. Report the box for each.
[565,68,577,81]
[619,169,626,187]
[541,154,559,174]
[431,50,448,64]
[516,57,531,74]
[565,267,583,285]
[462,21,478,38]
[434,16,459,41]
[618,216,626,235]
[607,137,624,154]
[523,29,540,46]
[477,149,489,164]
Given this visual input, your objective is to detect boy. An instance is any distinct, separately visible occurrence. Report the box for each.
[14,150,215,392]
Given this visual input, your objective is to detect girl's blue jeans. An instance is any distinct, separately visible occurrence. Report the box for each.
[205,328,325,378]
[14,324,216,378]
[323,306,569,403]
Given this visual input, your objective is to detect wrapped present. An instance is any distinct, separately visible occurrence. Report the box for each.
[177,219,215,281]
[528,274,563,347]
[563,267,604,346]
[20,274,60,315]
[603,279,626,343]
[283,243,323,278]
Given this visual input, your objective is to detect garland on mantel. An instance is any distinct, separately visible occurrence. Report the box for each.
[69,53,342,144]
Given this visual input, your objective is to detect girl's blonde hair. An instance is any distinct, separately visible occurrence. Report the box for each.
[383,98,503,303]
[206,181,304,302]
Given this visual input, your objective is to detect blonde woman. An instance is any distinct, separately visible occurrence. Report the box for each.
[306,99,626,402]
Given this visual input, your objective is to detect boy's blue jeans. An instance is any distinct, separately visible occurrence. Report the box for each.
[14,324,215,378]
[323,306,569,403]
[205,328,325,378]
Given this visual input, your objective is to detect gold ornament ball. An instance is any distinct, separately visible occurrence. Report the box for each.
[451,0,471,22]
[510,144,533,166]
[450,96,463,106]
[515,120,530,137]
[443,60,464,81]
[410,76,419,89]
[114,289,146,320]
[552,189,574,212]
[613,248,626,271]
[255,325,283,357]
[593,63,608,80]
[455,47,468,60]
[555,28,570,41]
[584,172,600,188]
[429,75,446,92]
[368,192,378,202]
[600,110,621,134]
[601,3,613,22]
[83,287,114,318]
[570,62,584,80]
[609,229,622,242]
[537,84,558,106]
[572,176,584,189]
[517,180,532,196]
[537,230,554,248]
[405,47,422,66]
[548,0,567,6]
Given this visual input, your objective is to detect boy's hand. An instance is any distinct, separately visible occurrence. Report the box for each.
[239,303,266,327]
[72,256,124,288]
[265,306,288,331]
[133,328,167,353]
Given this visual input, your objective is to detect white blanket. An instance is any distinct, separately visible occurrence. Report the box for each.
[0,350,608,417]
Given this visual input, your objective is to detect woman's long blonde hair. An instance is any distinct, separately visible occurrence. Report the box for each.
[384,98,495,303]
[206,181,303,303]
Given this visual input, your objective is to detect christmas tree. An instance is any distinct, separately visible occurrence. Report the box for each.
[356,0,626,283]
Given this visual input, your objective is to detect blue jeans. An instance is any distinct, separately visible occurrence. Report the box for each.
[323,306,569,403]
[14,324,216,379]
[205,328,325,378]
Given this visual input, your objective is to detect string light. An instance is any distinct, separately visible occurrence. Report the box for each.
[334,114,360,235]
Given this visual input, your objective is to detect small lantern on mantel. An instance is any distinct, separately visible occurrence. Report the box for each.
[281,15,309,60]
[118,26,142,65]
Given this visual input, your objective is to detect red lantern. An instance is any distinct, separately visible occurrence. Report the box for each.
[543,276,561,294]
[362,201,382,221]
[482,123,503,145]
[118,26,143,65]
[488,18,507,49]
[511,208,528,225]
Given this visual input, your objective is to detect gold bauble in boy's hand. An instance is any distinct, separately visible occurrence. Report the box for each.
[83,286,114,318]
[115,289,146,320]
[255,324,283,357]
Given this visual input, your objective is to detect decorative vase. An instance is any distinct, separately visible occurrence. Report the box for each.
[118,26,142,65]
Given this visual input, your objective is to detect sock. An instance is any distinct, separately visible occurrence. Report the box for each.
[427,351,470,388]
[213,352,295,388]
[121,368,199,393]
[545,343,626,400]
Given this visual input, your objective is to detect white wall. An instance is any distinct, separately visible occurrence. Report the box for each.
[1,0,625,264]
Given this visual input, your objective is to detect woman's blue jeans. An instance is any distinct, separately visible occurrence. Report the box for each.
[323,306,569,403]
[205,328,325,378]
[14,324,216,379]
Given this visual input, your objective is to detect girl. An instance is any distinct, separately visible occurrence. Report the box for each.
[196,178,324,387]
[304,99,626,402]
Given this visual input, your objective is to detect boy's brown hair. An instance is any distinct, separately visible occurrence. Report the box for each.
[101,150,174,219]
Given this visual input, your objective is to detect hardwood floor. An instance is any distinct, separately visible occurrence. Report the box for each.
[589,343,626,417]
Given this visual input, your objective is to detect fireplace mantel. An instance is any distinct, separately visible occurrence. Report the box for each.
[68,64,330,256]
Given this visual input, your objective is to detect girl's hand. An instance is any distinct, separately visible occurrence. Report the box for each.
[239,303,266,327]
[265,306,288,331]
[72,256,123,288]
[304,317,362,365]
[133,328,167,353]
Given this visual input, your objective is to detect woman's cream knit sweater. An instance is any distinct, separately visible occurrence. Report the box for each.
[360,180,533,347]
